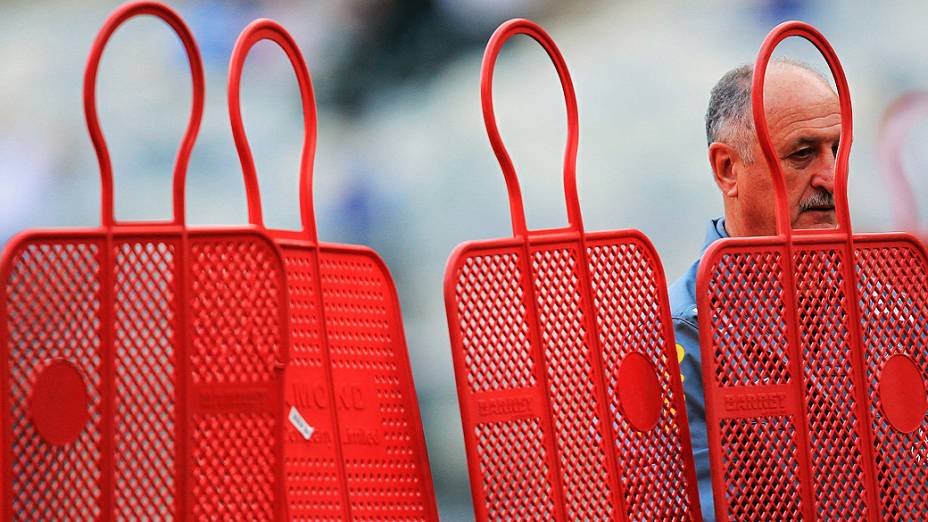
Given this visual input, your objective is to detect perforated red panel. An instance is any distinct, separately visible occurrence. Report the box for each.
[697,20,928,522]
[5,240,104,520]
[445,17,700,521]
[322,250,435,518]
[276,247,438,521]
[587,240,697,520]
[701,238,928,521]
[856,240,928,520]
[708,251,790,388]
[794,249,869,520]
[190,239,281,385]
[452,246,563,521]
[114,241,177,520]
[226,18,438,520]
[277,245,438,521]
[457,252,535,393]
[719,416,803,519]
[700,242,874,520]
[191,413,278,520]
[702,247,809,520]
[1,233,290,520]
[281,248,346,521]
[447,235,701,521]
[475,418,556,520]
[188,236,286,519]
[532,246,614,521]
[0,4,291,519]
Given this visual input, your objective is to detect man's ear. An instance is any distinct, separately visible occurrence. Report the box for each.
[708,142,739,197]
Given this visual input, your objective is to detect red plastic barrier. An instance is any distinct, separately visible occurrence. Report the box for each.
[443,18,702,521]
[698,21,928,521]
[227,19,439,520]
[879,92,928,242]
[0,2,290,519]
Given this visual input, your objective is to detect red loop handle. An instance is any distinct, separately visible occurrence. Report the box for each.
[481,18,582,237]
[84,1,204,227]
[228,19,318,242]
[752,21,854,238]
[878,92,928,238]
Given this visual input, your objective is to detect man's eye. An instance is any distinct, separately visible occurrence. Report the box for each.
[791,148,813,160]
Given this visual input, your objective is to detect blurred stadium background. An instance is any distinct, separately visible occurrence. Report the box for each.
[1,0,927,518]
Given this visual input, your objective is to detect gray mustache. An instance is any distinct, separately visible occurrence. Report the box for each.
[799,189,835,211]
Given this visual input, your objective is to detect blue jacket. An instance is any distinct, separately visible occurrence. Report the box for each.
[668,217,728,521]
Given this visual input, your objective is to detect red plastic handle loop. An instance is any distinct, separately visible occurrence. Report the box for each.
[84,1,205,227]
[228,19,318,242]
[753,21,854,239]
[879,92,928,237]
[481,18,582,238]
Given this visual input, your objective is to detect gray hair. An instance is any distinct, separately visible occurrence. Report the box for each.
[705,58,831,162]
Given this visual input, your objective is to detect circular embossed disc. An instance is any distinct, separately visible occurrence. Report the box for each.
[617,352,662,432]
[30,359,90,446]
[879,354,927,434]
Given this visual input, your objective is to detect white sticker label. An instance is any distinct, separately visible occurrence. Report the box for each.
[289,406,314,441]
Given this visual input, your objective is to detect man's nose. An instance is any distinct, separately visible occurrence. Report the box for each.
[811,147,836,193]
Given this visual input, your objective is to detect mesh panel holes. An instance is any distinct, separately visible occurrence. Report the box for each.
[793,248,868,520]
[114,241,177,521]
[281,247,433,520]
[192,413,278,521]
[705,241,928,520]
[856,244,928,520]
[190,240,281,385]
[283,250,324,368]
[708,251,791,387]
[281,248,345,520]
[321,252,433,519]
[4,235,288,520]
[452,241,699,521]
[6,241,103,520]
[587,241,695,520]
[531,247,613,521]
[189,238,283,520]
[720,416,804,520]
[456,252,535,393]
[476,418,556,521]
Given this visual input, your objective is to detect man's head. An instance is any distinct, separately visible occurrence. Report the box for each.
[706,59,840,237]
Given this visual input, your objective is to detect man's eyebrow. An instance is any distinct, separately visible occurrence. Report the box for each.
[784,134,841,151]
[790,137,818,149]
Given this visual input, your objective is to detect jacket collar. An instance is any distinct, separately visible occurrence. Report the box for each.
[703,217,729,254]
